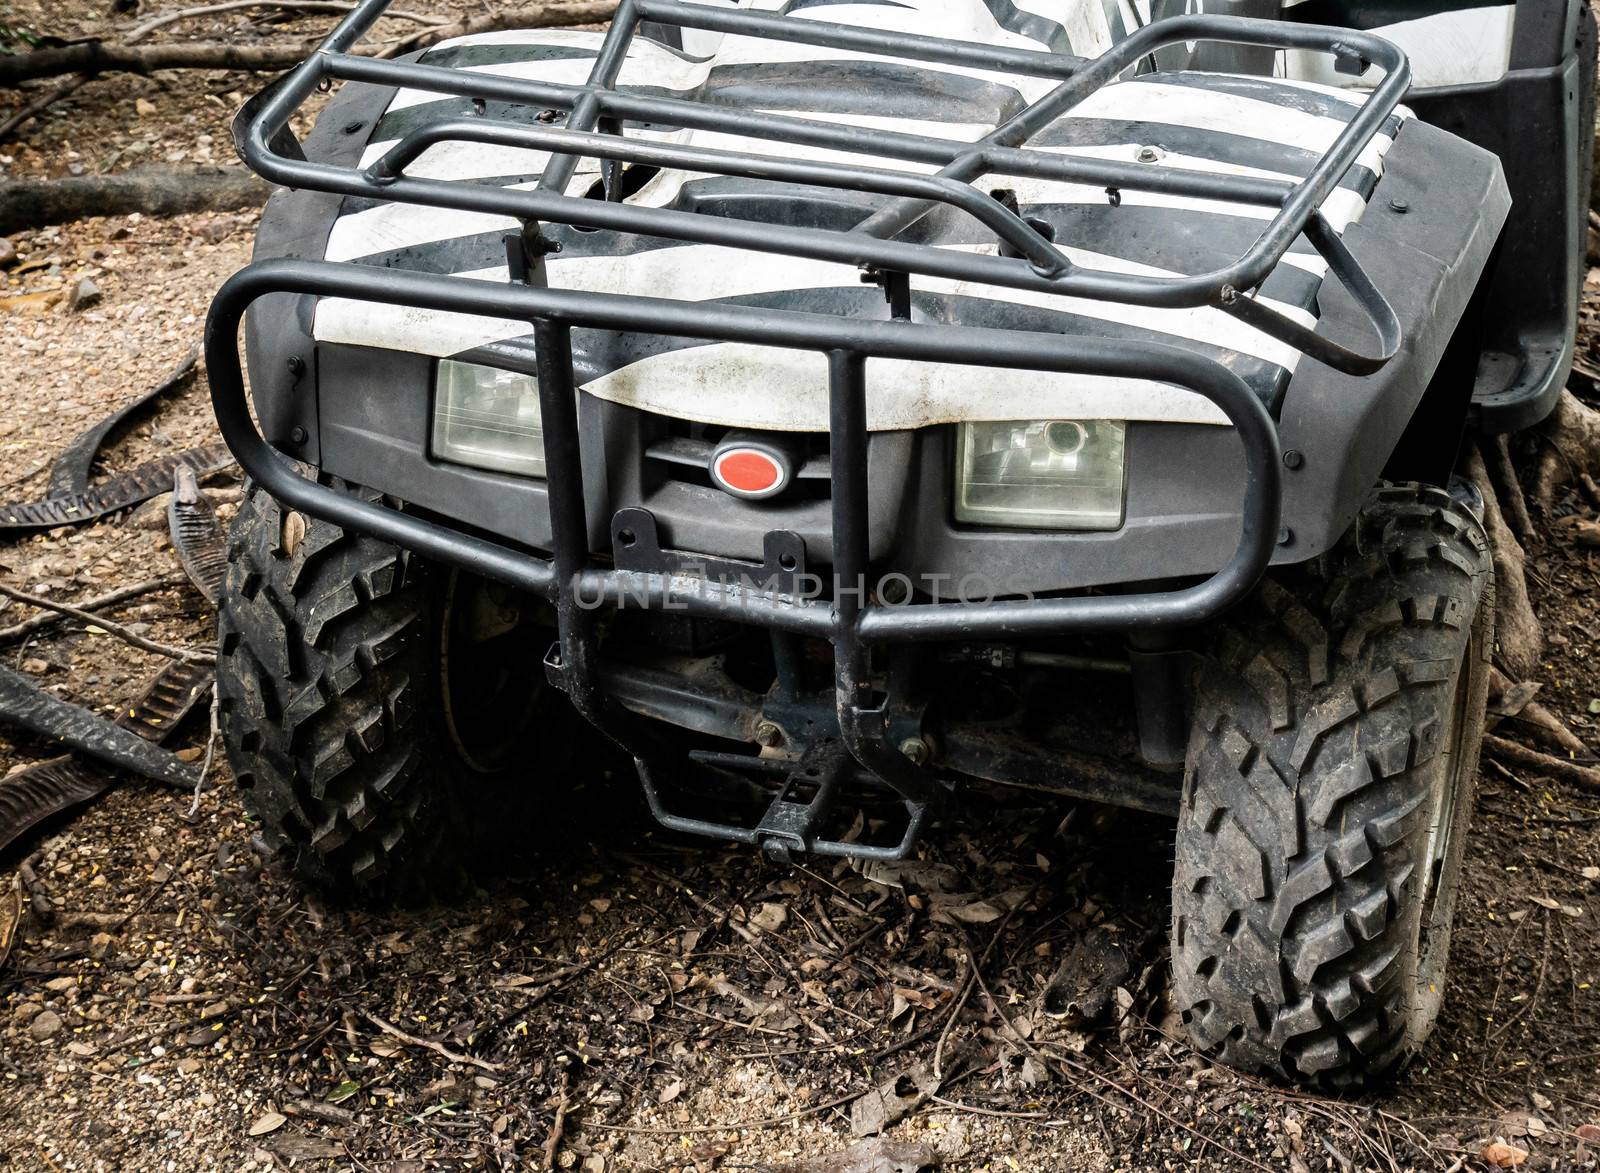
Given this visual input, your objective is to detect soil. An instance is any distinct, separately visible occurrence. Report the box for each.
[3,5,1600,1171]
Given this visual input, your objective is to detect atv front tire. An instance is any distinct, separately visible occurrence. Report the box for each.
[1172,484,1492,1088]
[216,481,565,897]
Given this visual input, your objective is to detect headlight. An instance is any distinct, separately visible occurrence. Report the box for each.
[432,359,547,478]
[955,419,1126,531]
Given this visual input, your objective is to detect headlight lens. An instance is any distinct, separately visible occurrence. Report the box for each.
[955,419,1126,531]
[432,359,547,478]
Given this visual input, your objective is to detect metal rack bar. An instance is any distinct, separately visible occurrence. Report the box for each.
[233,0,1410,337]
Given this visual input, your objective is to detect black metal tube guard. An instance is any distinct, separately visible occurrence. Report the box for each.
[212,0,1416,858]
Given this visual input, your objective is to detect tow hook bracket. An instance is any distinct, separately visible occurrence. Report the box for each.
[752,737,849,865]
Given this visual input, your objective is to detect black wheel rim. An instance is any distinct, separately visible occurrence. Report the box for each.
[439,571,548,773]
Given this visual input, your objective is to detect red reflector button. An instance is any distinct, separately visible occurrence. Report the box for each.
[712,447,786,499]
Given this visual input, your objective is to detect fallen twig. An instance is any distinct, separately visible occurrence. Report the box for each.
[542,1069,570,1170]
[122,0,445,42]
[579,1088,864,1135]
[1045,1047,1277,1173]
[360,1009,504,1074]
[1468,445,1542,679]
[0,581,214,665]
[0,575,184,645]
[1487,433,1535,542]
[0,75,89,142]
[186,684,221,818]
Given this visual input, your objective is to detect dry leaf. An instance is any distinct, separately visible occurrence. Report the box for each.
[280,511,307,558]
[658,1079,683,1104]
[1482,1141,1528,1167]
[689,1139,732,1172]
[248,1111,287,1137]
[1530,895,1561,910]
[1582,866,1599,881]
[1491,679,1543,717]
[749,903,789,933]
[944,898,1004,924]
[1577,1123,1600,1142]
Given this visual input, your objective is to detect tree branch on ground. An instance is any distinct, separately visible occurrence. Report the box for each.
[0,582,215,665]
[120,1,447,43]
[0,75,88,142]
[0,575,185,645]
[378,2,620,56]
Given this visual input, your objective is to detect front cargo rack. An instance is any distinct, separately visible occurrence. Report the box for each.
[210,0,1412,859]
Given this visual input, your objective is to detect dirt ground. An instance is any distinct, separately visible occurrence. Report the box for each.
[3,4,1600,1171]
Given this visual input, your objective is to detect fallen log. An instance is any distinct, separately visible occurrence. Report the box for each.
[0,3,619,85]
[0,40,314,85]
[0,167,271,235]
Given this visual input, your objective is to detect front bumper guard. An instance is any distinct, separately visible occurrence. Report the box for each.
[208,261,1282,859]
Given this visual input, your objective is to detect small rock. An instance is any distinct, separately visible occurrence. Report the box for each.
[29,1009,63,1040]
[135,98,158,117]
[200,1000,229,1020]
[11,1001,43,1025]
[67,276,101,312]
[21,658,49,674]
[43,976,77,993]
[178,1058,202,1075]
[0,237,16,269]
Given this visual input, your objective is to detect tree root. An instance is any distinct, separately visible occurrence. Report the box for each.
[1482,734,1600,793]
[1488,667,1590,758]
[1531,390,1600,513]
[1467,445,1543,679]
[1487,433,1535,541]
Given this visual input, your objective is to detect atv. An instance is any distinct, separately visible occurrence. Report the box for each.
[207,0,1596,1088]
